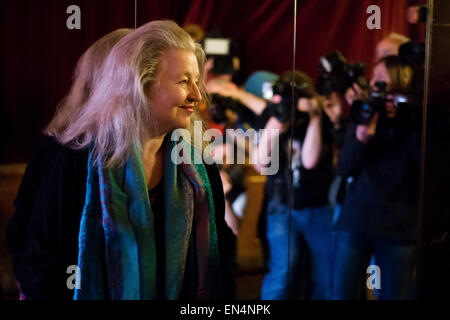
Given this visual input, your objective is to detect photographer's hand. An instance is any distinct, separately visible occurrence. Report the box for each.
[356,113,379,144]
[345,83,368,106]
[298,97,323,118]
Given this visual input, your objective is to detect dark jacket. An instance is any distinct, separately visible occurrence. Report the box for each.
[264,114,336,210]
[335,121,421,243]
[6,135,235,300]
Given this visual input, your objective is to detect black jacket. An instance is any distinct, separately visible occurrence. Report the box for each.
[6,135,235,299]
[264,115,336,210]
[336,121,420,243]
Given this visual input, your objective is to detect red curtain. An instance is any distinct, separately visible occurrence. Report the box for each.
[0,0,426,163]
[142,0,426,81]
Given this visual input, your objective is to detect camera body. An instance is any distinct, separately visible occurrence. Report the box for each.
[210,93,259,129]
[264,71,314,123]
[350,81,421,128]
[316,50,367,96]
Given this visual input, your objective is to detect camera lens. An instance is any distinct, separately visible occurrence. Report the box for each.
[350,100,375,125]
[361,103,373,120]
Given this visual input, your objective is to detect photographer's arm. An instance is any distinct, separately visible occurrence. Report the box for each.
[229,89,267,116]
[251,117,286,174]
[219,170,239,236]
[207,78,267,115]
[337,114,378,177]
[298,98,323,170]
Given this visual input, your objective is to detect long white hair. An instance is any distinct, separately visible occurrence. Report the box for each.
[50,20,208,168]
[45,28,132,137]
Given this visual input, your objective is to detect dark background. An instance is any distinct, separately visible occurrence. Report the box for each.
[418,0,450,298]
[0,0,425,163]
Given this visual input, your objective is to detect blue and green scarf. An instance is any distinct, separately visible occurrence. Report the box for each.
[74,138,221,300]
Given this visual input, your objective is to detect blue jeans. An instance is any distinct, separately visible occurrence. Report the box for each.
[331,229,417,300]
[260,201,334,300]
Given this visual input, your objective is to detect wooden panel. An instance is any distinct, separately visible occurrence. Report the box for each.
[236,166,266,273]
[418,0,450,298]
[0,163,26,298]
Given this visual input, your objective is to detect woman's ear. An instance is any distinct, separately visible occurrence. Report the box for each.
[143,83,150,98]
[144,80,159,99]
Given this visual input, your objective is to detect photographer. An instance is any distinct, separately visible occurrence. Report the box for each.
[253,71,335,300]
[332,55,421,300]
[316,50,370,149]
[205,71,270,130]
[315,51,370,228]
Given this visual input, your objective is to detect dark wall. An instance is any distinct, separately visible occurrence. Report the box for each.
[0,0,425,163]
[418,0,450,299]
[0,0,135,163]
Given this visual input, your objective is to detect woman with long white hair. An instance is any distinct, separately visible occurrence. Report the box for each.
[7,20,233,300]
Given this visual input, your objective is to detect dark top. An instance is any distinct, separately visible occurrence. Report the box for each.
[148,180,165,300]
[5,135,235,300]
[265,115,335,210]
[335,121,420,243]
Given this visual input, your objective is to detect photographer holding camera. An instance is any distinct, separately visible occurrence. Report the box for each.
[332,54,422,300]
[253,71,335,300]
[316,50,368,151]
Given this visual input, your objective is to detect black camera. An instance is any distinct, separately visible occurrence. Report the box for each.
[210,93,259,128]
[264,71,314,123]
[316,50,368,96]
[350,82,388,125]
[209,94,241,124]
[399,41,426,67]
[350,82,421,128]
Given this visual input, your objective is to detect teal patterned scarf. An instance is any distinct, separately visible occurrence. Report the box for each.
[74,138,221,299]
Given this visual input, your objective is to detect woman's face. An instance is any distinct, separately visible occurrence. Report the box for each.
[147,48,202,135]
[370,62,391,90]
[323,91,345,128]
